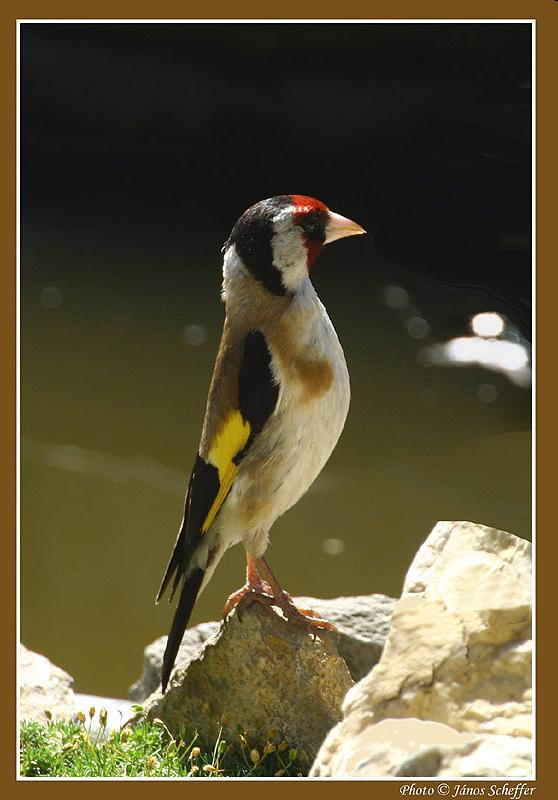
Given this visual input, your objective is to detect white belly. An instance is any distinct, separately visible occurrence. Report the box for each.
[260,364,349,517]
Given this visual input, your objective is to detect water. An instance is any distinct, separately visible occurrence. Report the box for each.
[20,228,531,697]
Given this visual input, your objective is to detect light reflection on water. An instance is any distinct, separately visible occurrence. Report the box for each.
[382,288,531,388]
[21,244,531,697]
[422,336,530,386]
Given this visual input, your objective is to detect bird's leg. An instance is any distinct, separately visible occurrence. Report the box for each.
[222,555,274,620]
[255,557,338,635]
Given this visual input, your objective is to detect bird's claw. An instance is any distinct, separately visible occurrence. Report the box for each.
[222,584,276,624]
[273,598,339,638]
[222,577,338,639]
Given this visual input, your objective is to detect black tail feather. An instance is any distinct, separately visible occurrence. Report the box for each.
[156,524,186,604]
[161,567,205,692]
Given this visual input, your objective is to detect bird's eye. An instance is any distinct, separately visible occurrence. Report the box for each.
[302,215,319,234]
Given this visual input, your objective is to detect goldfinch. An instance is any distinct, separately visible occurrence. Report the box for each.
[157,195,366,691]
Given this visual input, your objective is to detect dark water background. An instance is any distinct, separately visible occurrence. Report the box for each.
[20,22,532,697]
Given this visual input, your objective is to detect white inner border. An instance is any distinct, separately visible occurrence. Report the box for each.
[15,17,536,784]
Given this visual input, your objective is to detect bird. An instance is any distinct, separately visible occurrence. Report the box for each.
[156,194,366,691]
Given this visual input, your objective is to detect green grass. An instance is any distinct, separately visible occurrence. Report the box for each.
[19,707,305,778]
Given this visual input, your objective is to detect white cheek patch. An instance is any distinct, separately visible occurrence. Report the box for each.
[271,215,309,293]
[221,244,247,301]
[222,243,242,282]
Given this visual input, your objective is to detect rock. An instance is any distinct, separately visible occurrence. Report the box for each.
[292,594,395,683]
[129,622,220,702]
[20,645,75,722]
[311,521,532,777]
[130,594,394,701]
[144,601,353,768]
[402,520,532,613]
[312,718,532,777]
[20,646,140,734]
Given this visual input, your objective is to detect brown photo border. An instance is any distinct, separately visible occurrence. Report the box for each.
[4,1,553,797]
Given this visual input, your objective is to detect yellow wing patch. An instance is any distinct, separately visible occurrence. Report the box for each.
[202,410,251,532]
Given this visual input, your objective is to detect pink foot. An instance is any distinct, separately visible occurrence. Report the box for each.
[222,555,275,621]
[222,581,273,619]
[224,555,339,637]
[254,558,338,636]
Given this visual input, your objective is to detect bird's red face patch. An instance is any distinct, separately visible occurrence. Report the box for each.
[289,195,329,271]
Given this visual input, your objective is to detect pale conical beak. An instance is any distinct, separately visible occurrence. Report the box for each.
[324,210,367,244]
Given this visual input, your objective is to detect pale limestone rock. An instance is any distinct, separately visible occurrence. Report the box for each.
[130,593,394,701]
[313,718,532,777]
[403,520,532,612]
[311,521,532,777]
[20,645,75,722]
[144,601,353,768]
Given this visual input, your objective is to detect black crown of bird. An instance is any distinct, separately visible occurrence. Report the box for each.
[156,195,366,691]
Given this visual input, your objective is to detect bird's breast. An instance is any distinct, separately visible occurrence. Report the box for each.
[215,286,350,545]
[240,297,349,516]
[264,291,346,406]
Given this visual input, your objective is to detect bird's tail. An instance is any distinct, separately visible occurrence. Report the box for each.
[160,566,205,692]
